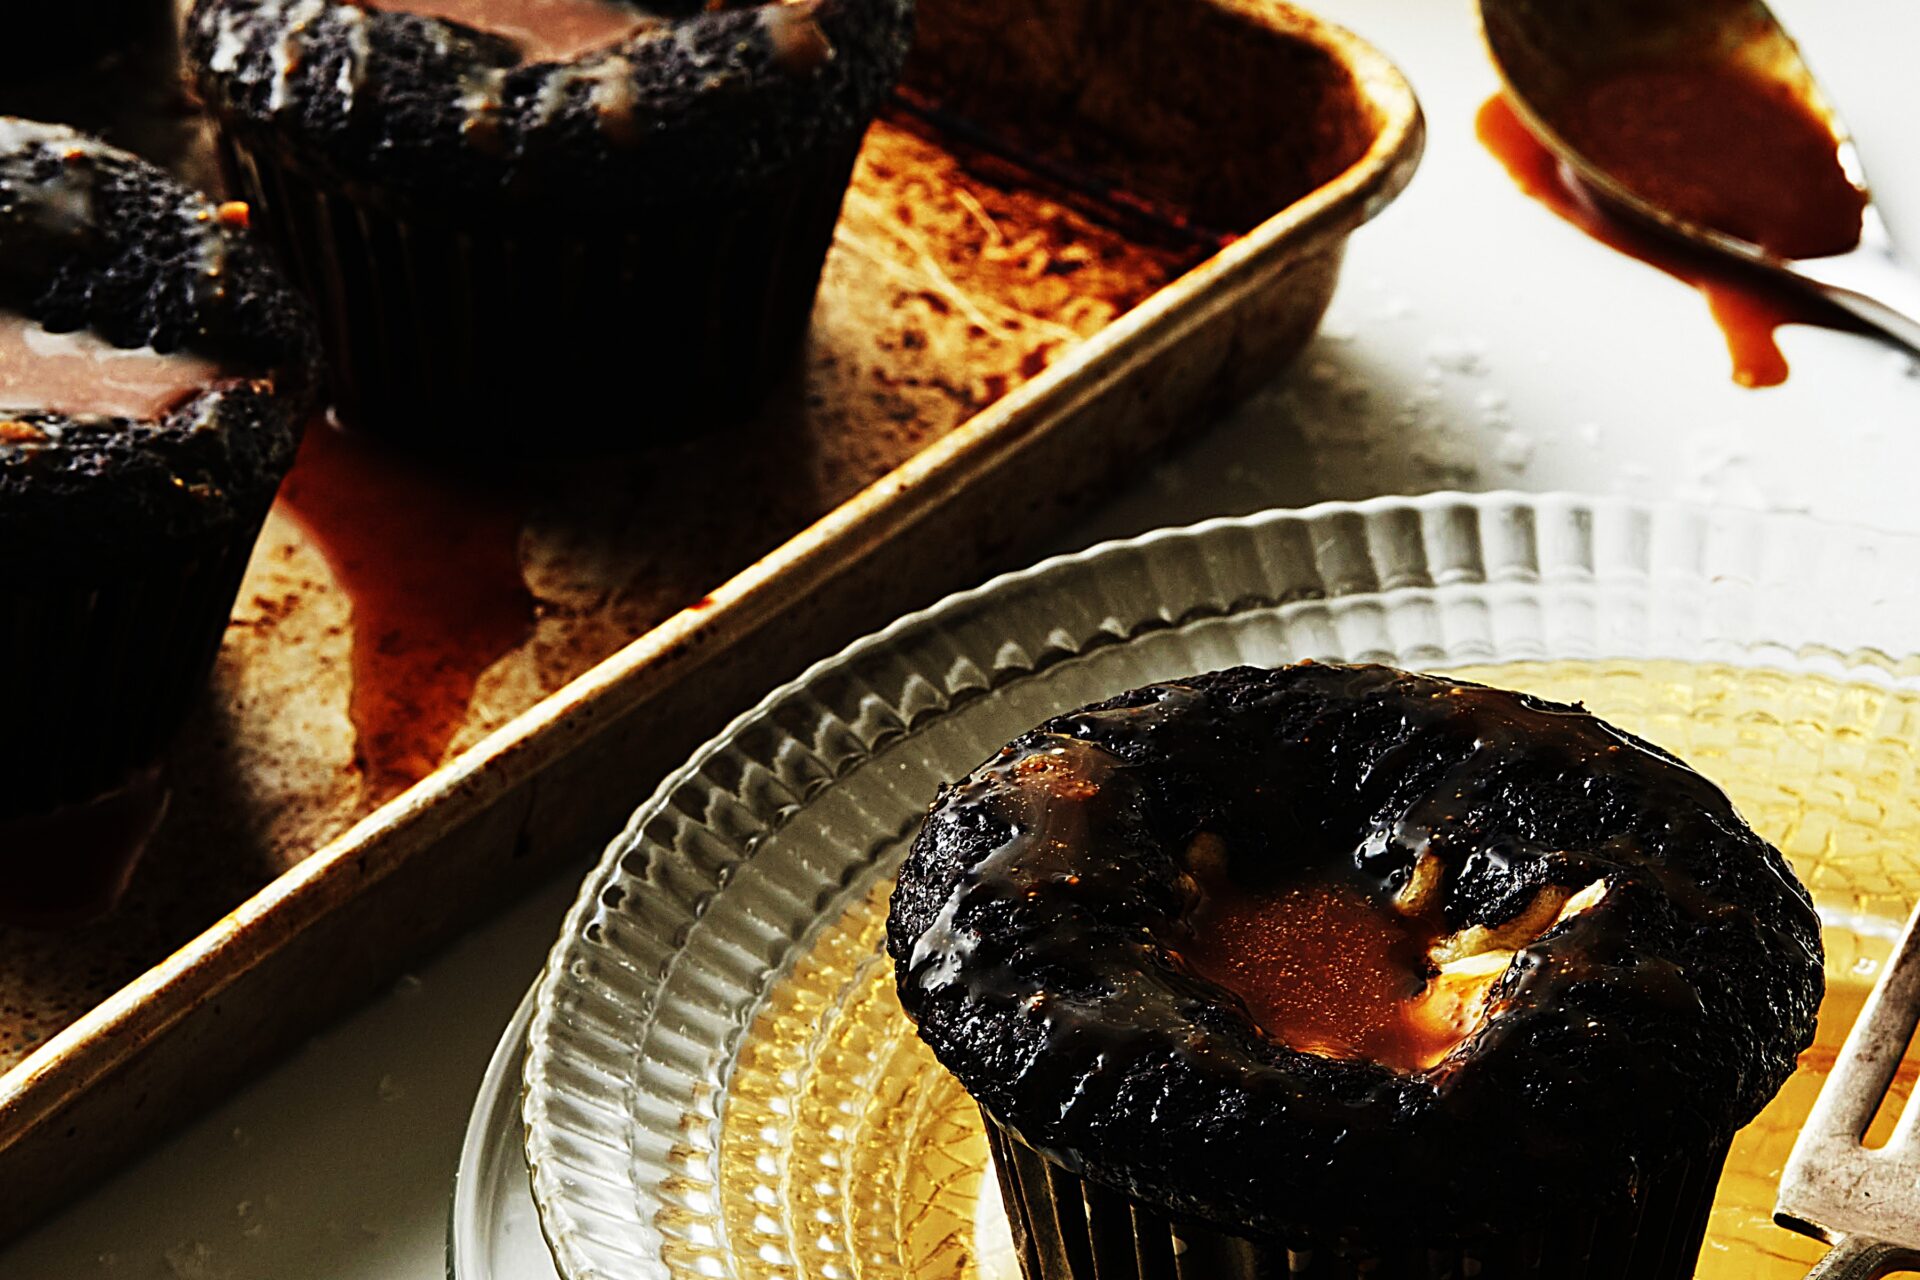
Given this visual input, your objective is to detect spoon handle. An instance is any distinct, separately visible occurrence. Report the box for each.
[1791,246,1920,357]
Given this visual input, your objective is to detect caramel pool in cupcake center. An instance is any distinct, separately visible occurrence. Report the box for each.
[1183,854,1611,1073]
[1183,872,1463,1072]
[0,309,224,421]
[358,0,658,63]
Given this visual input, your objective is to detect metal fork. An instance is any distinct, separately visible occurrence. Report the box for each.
[1776,900,1920,1278]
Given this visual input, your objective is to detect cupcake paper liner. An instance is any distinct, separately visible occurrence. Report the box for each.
[0,520,262,817]
[984,1112,1733,1280]
[0,762,168,926]
[216,132,864,450]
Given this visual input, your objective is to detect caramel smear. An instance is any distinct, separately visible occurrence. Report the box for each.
[358,0,653,63]
[0,310,222,421]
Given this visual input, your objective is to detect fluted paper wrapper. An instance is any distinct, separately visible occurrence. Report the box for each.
[1,531,258,815]
[0,524,261,920]
[216,132,864,450]
[983,1111,1732,1280]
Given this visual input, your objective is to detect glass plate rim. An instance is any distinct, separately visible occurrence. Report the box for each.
[521,490,1920,1280]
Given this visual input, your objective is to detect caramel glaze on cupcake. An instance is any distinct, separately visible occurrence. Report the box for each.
[888,663,1823,1277]
[185,0,915,448]
[0,118,318,923]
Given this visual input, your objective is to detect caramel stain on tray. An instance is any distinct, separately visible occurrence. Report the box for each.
[276,423,536,798]
[1476,93,1861,387]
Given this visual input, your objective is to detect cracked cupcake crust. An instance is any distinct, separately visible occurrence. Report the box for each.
[887,662,1824,1246]
[184,0,916,214]
[0,118,317,562]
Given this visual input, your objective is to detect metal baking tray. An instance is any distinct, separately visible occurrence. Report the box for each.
[0,0,1420,1236]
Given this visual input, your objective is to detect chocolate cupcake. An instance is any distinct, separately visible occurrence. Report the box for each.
[184,0,915,449]
[0,118,317,923]
[888,663,1823,1280]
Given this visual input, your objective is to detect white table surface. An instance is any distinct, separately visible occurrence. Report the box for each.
[14,0,1920,1275]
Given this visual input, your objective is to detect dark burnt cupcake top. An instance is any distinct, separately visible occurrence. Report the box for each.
[185,0,915,213]
[887,662,1824,1246]
[0,118,316,562]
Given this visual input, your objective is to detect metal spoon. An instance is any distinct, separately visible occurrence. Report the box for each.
[1478,0,1920,354]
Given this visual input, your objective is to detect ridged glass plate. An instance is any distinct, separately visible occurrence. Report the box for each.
[449,988,553,1280]
[520,493,1920,1280]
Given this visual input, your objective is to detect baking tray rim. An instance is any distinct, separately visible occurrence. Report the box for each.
[0,0,1423,1157]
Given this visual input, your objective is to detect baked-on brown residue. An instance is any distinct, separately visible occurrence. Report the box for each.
[1476,93,1861,388]
[275,423,536,799]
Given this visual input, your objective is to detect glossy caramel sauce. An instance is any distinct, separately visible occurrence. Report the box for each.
[1556,63,1864,261]
[358,0,654,62]
[0,310,222,421]
[1183,875,1454,1072]
[275,421,536,800]
[1477,94,1862,388]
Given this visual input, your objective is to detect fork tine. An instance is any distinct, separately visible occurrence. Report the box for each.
[1884,1042,1920,1156]
[1777,900,1920,1255]
[1802,905,1920,1146]
[1881,999,1920,1158]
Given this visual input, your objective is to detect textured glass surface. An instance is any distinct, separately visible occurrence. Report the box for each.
[523,494,1920,1280]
